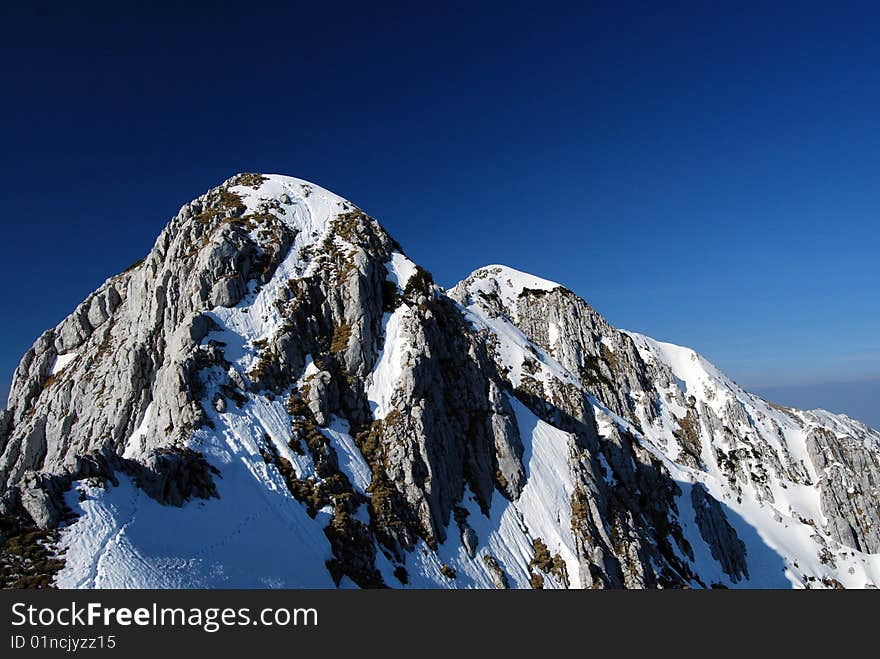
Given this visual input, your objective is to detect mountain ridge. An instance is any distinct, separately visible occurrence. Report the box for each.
[1,173,878,589]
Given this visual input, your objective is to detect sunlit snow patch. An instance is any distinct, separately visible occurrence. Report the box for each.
[50,352,78,375]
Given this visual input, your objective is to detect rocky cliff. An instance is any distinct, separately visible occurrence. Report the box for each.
[2,174,878,588]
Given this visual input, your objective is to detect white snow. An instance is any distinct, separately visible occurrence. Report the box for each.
[122,402,154,460]
[231,174,348,241]
[302,355,320,380]
[547,322,560,348]
[321,416,371,493]
[57,388,337,588]
[50,352,77,375]
[392,398,581,589]
[206,174,354,360]
[386,251,418,291]
[366,308,410,419]
[459,301,574,391]
[607,332,880,588]
[455,265,562,321]
[56,468,335,588]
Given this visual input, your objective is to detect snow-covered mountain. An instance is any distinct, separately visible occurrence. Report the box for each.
[2,174,878,589]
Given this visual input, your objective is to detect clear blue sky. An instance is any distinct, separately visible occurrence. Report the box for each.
[1,2,878,424]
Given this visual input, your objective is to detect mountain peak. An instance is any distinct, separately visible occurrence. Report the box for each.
[450,264,566,316]
[2,176,880,589]
[462,264,563,293]
[179,172,355,242]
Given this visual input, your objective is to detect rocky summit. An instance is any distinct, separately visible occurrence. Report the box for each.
[1,173,878,589]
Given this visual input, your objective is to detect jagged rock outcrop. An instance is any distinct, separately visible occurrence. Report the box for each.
[691,482,748,582]
[2,173,879,589]
[806,427,880,553]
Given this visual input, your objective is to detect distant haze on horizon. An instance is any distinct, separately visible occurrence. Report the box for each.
[754,379,880,430]
[1,3,877,427]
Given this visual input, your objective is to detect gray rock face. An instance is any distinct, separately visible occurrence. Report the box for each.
[0,410,11,458]
[691,483,749,582]
[483,554,509,589]
[565,419,699,589]
[128,448,219,507]
[487,380,525,498]
[360,296,528,550]
[2,175,879,589]
[806,427,880,553]
[1,174,295,523]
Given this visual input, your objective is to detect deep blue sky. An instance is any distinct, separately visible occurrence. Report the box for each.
[1,3,878,424]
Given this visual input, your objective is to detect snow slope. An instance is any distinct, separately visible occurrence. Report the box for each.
[454,265,880,588]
